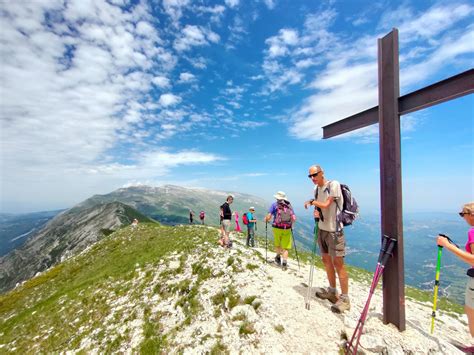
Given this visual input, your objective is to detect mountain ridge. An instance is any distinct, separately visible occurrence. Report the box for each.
[0,201,154,293]
[0,223,469,353]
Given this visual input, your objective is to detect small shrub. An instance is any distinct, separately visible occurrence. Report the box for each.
[246,263,259,271]
[243,296,257,305]
[274,324,284,333]
[239,321,255,336]
[232,312,247,322]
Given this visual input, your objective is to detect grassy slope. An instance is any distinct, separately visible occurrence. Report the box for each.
[0,224,463,353]
[0,222,203,352]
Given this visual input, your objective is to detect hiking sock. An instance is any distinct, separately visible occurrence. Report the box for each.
[328,287,337,294]
[340,294,349,301]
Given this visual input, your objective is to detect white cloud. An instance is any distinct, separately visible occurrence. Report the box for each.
[263,0,276,10]
[152,75,171,88]
[162,0,190,26]
[174,25,221,51]
[283,2,474,141]
[225,0,240,8]
[179,72,196,83]
[0,0,230,212]
[159,93,182,107]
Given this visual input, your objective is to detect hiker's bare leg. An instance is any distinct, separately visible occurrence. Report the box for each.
[333,256,349,295]
[321,253,337,288]
[465,305,474,337]
[282,249,289,261]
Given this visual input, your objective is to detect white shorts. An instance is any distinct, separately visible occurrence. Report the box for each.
[221,219,231,233]
[466,277,474,309]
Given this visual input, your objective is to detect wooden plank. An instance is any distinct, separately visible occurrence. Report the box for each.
[378,29,406,331]
[323,68,474,139]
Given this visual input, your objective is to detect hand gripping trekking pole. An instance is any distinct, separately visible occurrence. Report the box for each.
[430,244,442,334]
[291,228,301,271]
[305,220,319,310]
[345,236,397,355]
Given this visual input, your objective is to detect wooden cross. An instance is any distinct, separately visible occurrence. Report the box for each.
[322,28,474,330]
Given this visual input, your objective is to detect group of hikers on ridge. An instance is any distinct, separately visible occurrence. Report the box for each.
[215,164,352,313]
[184,164,474,336]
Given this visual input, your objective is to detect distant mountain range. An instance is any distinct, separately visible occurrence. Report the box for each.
[0,185,269,294]
[76,184,269,226]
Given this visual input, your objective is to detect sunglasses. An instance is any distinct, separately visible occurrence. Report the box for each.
[308,172,320,178]
[459,212,471,217]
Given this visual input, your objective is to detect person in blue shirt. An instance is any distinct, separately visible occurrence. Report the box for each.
[246,207,257,247]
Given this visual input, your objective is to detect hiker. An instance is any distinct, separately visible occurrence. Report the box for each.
[234,211,242,232]
[219,195,233,248]
[199,210,205,225]
[189,209,195,224]
[131,218,138,229]
[264,191,296,271]
[436,202,474,336]
[246,207,257,247]
[304,165,350,313]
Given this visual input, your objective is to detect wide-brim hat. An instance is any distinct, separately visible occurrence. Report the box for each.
[249,206,255,211]
[273,191,287,200]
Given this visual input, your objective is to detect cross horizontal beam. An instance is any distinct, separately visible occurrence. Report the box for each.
[323,68,474,139]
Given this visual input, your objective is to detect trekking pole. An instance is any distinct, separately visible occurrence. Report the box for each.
[345,236,396,355]
[305,220,319,310]
[291,228,300,271]
[430,244,442,334]
[429,233,459,334]
[265,222,268,263]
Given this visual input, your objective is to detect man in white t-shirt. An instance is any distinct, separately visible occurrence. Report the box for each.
[304,165,350,313]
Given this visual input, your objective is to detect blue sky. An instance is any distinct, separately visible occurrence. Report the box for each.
[0,0,473,214]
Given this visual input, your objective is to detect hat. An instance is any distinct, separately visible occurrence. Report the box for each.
[249,206,255,211]
[273,191,288,200]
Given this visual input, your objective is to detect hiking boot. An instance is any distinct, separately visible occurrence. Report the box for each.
[331,297,351,313]
[315,287,338,304]
[282,262,288,271]
[274,255,281,265]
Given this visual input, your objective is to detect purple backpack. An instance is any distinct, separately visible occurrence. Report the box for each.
[272,200,294,229]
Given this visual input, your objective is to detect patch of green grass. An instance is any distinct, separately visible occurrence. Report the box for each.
[232,312,247,322]
[406,286,463,314]
[211,286,241,311]
[239,321,255,336]
[227,256,235,267]
[243,295,257,305]
[246,263,259,271]
[252,301,262,311]
[210,339,228,355]
[274,324,284,333]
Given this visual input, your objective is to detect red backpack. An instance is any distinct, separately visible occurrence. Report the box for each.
[242,212,249,225]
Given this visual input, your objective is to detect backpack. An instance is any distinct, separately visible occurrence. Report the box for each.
[337,184,359,226]
[316,182,359,227]
[199,211,205,219]
[273,200,294,229]
[242,212,249,225]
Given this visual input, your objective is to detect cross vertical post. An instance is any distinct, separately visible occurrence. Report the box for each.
[378,29,405,330]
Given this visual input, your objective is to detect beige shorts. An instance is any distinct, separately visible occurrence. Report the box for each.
[318,229,345,257]
[466,277,474,309]
[221,219,231,233]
